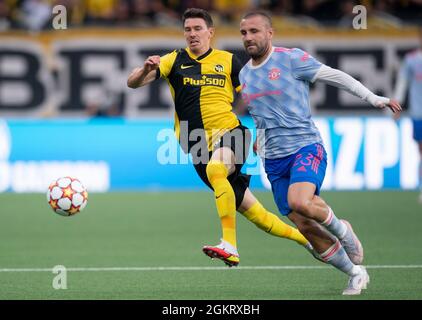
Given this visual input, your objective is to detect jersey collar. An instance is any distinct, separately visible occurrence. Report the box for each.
[186,47,213,61]
[248,46,275,69]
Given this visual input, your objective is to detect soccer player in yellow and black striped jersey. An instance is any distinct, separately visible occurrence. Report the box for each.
[127,8,319,266]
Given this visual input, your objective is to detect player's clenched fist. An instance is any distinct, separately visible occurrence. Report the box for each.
[144,55,160,73]
[127,55,161,88]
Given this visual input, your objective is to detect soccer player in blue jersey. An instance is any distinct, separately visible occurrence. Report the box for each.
[394,27,422,204]
[238,11,402,295]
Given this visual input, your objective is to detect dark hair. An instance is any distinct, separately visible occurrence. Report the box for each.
[182,8,214,28]
[242,11,272,27]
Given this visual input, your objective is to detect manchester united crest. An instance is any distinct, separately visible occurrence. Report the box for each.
[268,68,281,80]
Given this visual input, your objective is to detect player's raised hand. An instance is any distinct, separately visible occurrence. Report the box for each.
[144,55,160,73]
[127,55,160,88]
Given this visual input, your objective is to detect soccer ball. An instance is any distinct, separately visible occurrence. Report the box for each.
[47,177,88,216]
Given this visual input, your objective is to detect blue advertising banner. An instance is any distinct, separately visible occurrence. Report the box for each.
[0,117,419,192]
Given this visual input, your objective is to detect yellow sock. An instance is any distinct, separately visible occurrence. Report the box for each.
[242,201,308,246]
[206,160,237,248]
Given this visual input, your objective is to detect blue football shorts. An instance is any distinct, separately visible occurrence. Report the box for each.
[412,119,422,142]
[264,143,327,216]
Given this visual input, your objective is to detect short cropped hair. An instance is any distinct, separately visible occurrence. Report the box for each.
[242,11,272,28]
[182,8,214,28]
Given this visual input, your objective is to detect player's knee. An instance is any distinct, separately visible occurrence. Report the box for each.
[206,160,228,184]
[288,198,311,216]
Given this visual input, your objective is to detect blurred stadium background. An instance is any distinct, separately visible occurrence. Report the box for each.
[1,0,422,300]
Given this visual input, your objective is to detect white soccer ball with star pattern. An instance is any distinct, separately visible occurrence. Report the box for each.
[47,177,88,216]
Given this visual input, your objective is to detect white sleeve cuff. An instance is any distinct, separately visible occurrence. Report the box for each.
[367,94,390,107]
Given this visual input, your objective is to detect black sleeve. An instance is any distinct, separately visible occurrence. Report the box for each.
[155,68,161,80]
[231,54,243,90]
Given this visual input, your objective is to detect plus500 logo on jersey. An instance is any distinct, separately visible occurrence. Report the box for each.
[183,74,226,87]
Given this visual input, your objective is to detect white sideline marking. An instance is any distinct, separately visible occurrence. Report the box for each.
[0,265,422,272]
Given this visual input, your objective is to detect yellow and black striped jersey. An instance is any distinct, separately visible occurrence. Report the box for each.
[156,47,243,153]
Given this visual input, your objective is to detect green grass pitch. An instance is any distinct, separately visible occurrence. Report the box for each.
[0,191,421,300]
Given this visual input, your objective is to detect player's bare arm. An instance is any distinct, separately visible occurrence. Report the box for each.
[127,55,160,88]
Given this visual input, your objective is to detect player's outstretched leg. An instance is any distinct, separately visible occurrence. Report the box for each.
[239,189,309,244]
[204,159,239,266]
[288,183,364,265]
[238,188,322,262]
[289,212,369,295]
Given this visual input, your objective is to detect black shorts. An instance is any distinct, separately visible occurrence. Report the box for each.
[191,124,252,209]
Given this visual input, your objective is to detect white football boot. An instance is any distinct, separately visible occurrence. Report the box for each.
[342,266,370,295]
